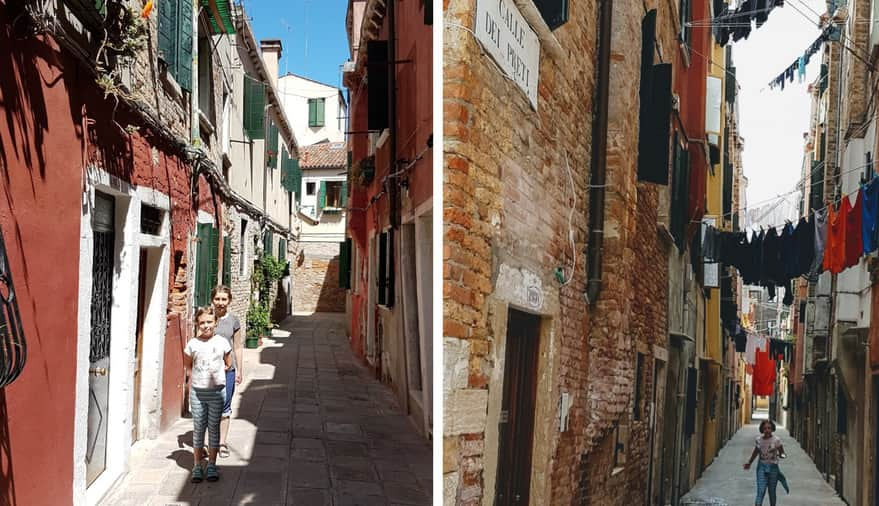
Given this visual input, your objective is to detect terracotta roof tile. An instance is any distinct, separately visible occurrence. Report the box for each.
[299,142,347,169]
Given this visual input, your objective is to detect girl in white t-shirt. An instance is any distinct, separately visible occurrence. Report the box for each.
[183,307,231,483]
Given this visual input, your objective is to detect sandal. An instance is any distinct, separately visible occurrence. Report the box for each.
[191,465,204,483]
[205,463,219,482]
[219,444,230,458]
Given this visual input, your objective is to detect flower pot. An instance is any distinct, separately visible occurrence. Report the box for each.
[245,337,259,349]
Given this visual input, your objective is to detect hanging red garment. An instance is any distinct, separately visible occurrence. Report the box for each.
[753,349,777,396]
[824,202,845,274]
[843,190,864,270]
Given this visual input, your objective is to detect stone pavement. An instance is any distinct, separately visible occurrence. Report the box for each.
[99,313,432,506]
[681,422,845,506]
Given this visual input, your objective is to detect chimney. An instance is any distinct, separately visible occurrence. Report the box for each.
[260,39,283,89]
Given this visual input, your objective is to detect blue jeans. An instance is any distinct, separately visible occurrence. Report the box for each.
[756,461,779,505]
[222,369,235,417]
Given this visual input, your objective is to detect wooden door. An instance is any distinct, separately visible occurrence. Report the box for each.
[131,249,148,443]
[495,309,541,505]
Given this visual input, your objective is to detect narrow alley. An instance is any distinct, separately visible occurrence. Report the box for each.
[681,420,844,506]
[98,314,431,506]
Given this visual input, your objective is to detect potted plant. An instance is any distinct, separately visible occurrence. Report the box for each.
[245,301,269,349]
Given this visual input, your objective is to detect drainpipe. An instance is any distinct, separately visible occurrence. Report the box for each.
[191,0,200,144]
[388,0,410,417]
[585,0,612,305]
[388,0,399,230]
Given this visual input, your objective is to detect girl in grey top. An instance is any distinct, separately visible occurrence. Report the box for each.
[211,285,242,458]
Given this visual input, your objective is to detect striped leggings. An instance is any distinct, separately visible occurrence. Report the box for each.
[190,387,225,450]
[755,461,779,506]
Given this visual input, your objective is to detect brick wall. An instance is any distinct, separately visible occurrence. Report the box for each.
[443,0,668,503]
[293,242,346,313]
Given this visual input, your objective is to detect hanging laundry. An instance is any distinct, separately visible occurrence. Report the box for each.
[768,25,834,90]
[703,225,721,262]
[795,215,815,277]
[762,226,783,286]
[862,176,879,253]
[746,332,768,365]
[753,348,777,396]
[781,222,799,280]
[824,202,845,274]
[809,208,828,281]
[843,189,864,271]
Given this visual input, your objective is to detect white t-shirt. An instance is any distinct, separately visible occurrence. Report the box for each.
[184,335,231,389]
[755,435,782,464]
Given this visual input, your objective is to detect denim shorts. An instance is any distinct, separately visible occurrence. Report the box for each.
[222,369,235,417]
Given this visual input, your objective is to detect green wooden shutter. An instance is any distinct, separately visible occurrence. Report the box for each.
[291,158,302,199]
[222,235,231,286]
[244,77,266,139]
[263,230,273,256]
[339,239,352,289]
[175,0,193,91]
[316,98,325,127]
[267,121,279,168]
[340,181,348,207]
[386,228,395,308]
[209,226,219,292]
[195,223,211,306]
[158,0,178,73]
[378,232,386,305]
[278,238,286,261]
[318,181,327,209]
[308,99,317,127]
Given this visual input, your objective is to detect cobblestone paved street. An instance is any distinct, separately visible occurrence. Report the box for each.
[681,422,845,506]
[99,313,431,506]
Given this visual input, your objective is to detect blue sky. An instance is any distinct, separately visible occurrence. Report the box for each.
[243,0,350,90]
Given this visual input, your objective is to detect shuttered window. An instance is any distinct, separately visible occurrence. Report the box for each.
[680,0,692,52]
[318,181,327,209]
[670,135,690,250]
[266,121,279,168]
[308,98,326,127]
[339,238,352,289]
[340,181,348,208]
[281,148,302,199]
[278,238,286,261]
[244,77,266,139]
[263,230,273,257]
[533,0,569,30]
[378,232,387,305]
[367,41,389,131]
[377,230,395,308]
[158,0,193,91]
[637,38,673,188]
[195,223,219,307]
[222,235,231,286]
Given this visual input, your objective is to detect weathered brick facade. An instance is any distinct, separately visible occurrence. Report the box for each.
[443,0,670,503]
[293,242,346,313]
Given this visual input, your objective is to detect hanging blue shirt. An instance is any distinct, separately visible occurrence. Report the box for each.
[862,176,879,253]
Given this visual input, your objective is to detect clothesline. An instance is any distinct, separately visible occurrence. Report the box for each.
[767,24,833,89]
[740,167,876,232]
[712,158,876,222]
[703,174,879,301]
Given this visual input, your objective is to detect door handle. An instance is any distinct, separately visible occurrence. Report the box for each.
[89,367,108,376]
